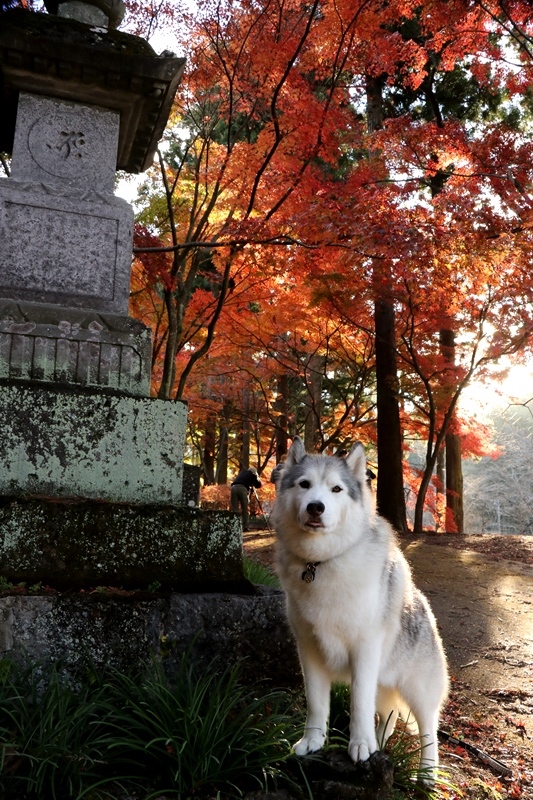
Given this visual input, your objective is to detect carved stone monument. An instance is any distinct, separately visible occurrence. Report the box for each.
[0,7,244,590]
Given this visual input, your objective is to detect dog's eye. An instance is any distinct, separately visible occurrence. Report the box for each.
[331,485,343,493]
[299,480,311,489]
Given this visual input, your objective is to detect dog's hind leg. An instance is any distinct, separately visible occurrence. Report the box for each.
[401,660,448,784]
[412,707,440,785]
[375,686,399,747]
[294,648,331,756]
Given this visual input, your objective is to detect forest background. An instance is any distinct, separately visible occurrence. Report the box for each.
[10,0,533,536]
[123,0,533,537]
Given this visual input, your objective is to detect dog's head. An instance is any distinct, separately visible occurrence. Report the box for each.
[274,437,372,553]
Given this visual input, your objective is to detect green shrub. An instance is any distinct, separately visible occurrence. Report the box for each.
[0,659,111,799]
[95,657,294,797]
[0,655,298,799]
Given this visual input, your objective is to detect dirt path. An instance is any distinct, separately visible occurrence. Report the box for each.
[404,541,533,799]
[243,531,533,799]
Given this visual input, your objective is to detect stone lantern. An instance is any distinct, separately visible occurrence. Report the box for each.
[0,6,244,590]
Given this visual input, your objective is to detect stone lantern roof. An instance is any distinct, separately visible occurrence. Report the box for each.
[0,8,185,173]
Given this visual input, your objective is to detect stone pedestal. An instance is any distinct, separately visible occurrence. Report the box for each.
[0,300,152,394]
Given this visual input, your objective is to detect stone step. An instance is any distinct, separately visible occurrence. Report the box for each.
[0,586,296,688]
[0,499,244,591]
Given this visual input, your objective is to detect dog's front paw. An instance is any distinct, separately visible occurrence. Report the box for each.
[348,736,377,763]
[293,731,326,755]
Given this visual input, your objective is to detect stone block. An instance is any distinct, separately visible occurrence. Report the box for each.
[0,300,151,395]
[57,0,109,27]
[0,383,187,504]
[0,589,299,688]
[11,93,119,193]
[0,500,244,591]
[0,177,133,315]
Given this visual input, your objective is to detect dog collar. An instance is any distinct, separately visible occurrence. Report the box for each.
[301,562,321,583]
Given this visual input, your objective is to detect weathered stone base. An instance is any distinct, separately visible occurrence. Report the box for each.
[0,499,243,590]
[0,383,187,504]
[0,588,299,688]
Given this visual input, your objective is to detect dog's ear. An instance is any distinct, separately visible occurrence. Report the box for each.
[345,442,367,483]
[286,436,306,466]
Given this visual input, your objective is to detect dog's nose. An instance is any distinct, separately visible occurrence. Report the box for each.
[307,501,325,517]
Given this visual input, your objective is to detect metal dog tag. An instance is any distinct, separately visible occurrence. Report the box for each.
[302,562,318,583]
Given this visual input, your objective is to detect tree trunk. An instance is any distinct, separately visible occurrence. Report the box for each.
[216,400,231,484]
[414,451,437,534]
[203,416,216,485]
[445,431,464,532]
[240,389,251,469]
[436,447,445,531]
[217,424,228,484]
[366,73,407,533]
[374,291,408,532]
[304,354,323,453]
[157,288,179,399]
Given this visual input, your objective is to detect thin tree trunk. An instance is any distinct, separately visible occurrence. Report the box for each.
[304,354,323,453]
[440,328,464,533]
[414,456,436,533]
[217,404,230,485]
[436,447,445,530]
[157,288,179,399]
[240,388,251,469]
[203,417,216,485]
[275,375,289,463]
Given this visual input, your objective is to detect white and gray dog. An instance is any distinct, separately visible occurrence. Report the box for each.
[272,437,449,781]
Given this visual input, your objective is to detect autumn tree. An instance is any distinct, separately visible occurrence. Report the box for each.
[131,0,363,400]
[302,0,533,531]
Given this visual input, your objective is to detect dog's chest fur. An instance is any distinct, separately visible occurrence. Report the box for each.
[282,548,394,670]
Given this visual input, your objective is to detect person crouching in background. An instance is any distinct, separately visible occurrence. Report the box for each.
[230,466,262,531]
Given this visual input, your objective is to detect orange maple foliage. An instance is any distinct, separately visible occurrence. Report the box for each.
[127,0,533,526]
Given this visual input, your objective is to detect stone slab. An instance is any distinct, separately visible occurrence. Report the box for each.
[0,300,151,395]
[0,588,299,688]
[0,177,133,315]
[0,500,244,590]
[12,93,119,194]
[0,383,187,504]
